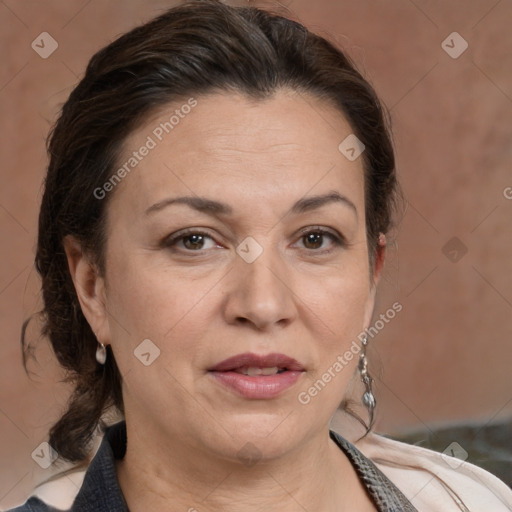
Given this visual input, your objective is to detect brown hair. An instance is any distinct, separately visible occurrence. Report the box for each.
[24,0,398,463]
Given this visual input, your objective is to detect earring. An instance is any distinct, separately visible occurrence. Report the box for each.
[96,341,107,365]
[358,335,376,421]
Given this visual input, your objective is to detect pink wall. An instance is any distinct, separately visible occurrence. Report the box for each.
[1,0,511,508]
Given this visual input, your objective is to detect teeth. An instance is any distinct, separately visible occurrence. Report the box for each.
[237,366,280,376]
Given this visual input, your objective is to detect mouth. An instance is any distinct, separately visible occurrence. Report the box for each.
[208,352,305,399]
[231,366,287,376]
[208,352,305,373]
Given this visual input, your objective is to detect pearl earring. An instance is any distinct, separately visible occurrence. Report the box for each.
[96,341,107,365]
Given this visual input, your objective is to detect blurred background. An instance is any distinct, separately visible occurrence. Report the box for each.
[1,0,511,508]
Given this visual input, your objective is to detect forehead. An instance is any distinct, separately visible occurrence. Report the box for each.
[109,89,365,216]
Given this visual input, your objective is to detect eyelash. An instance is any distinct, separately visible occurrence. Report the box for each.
[162,227,345,255]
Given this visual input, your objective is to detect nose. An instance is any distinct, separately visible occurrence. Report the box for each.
[222,249,298,331]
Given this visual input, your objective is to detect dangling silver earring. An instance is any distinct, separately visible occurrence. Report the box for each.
[96,341,107,365]
[358,335,376,422]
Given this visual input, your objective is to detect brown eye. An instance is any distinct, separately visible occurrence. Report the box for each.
[295,228,344,253]
[183,234,206,250]
[163,230,219,252]
[303,232,324,249]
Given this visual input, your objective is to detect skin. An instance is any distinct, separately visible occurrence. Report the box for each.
[65,89,385,511]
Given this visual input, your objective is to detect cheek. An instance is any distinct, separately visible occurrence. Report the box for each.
[295,274,371,413]
[297,254,371,340]
[103,249,221,367]
[309,277,370,348]
[107,266,195,335]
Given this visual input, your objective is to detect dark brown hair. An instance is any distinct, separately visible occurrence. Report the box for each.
[24,0,398,463]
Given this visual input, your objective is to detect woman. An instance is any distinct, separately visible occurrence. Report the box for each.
[9,1,512,511]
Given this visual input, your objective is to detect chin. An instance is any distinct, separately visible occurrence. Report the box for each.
[198,414,308,462]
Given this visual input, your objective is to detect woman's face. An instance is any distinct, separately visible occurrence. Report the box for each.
[84,90,381,461]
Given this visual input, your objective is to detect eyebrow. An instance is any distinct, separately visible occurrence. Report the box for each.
[145,191,357,218]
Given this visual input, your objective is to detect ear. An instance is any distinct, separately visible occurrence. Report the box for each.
[362,233,387,328]
[63,235,110,344]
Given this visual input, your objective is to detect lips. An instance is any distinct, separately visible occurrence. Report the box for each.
[208,352,305,373]
[208,352,305,399]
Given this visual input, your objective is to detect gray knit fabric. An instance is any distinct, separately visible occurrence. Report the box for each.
[330,430,418,511]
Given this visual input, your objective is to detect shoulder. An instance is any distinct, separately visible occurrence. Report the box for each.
[355,432,512,512]
[4,495,60,511]
[4,466,88,511]
[5,421,127,512]
[4,436,96,511]
[5,497,42,511]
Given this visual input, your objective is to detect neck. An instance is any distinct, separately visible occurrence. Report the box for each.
[116,421,375,511]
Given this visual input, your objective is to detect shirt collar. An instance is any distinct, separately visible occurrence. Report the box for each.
[71,421,128,511]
